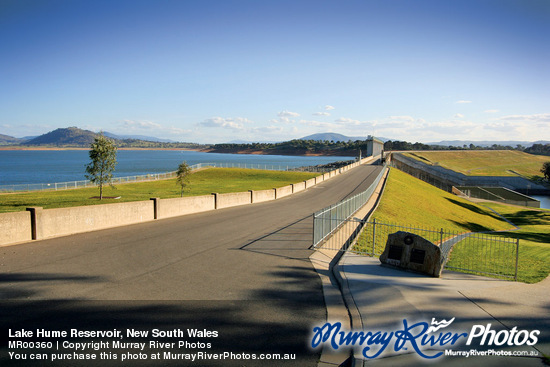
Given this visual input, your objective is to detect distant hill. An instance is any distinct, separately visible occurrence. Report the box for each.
[0,134,23,145]
[227,139,279,144]
[23,127,98,146]
[428,140,550,148]
[300,132,390,142]
[103,132,175,143]
[300,133,367,142]
[7,127,204,149]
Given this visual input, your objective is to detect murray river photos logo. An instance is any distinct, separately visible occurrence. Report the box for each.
[311,318,540,360]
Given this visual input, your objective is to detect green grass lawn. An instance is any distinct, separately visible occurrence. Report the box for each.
[356,168,550,283]
[479,202,550,283]
[0,168,319,213]
[366,168,513,232]
[403,150,548,178]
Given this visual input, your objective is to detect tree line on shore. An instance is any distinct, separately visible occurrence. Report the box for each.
[208,140,550,156]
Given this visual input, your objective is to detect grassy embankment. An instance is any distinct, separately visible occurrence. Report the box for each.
[356,168,550,283]
[0,168,318,213]
[403,150,548,179]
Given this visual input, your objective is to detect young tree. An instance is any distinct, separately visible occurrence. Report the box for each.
[85,134,118,200]
[176,161,192,197]
[541,162,550,181]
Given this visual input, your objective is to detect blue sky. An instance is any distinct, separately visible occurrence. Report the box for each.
[1,0,548,143]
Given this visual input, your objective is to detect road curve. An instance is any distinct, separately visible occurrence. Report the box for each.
[1,164,383,366]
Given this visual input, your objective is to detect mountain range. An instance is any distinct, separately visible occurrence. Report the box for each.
[1,127,548,148]
[0,127,178,146]
[427,140,550,148]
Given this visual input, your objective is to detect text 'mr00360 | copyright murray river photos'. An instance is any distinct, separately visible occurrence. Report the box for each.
[7,328,296,363]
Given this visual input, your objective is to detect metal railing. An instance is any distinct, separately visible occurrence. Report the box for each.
[312,166,387,247]
[0,162,329,193]
[350,221,520,280]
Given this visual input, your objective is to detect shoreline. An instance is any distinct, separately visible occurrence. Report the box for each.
[0,146,355,157]
[0,146,202,151]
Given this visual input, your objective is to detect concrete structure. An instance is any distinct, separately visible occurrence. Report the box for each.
[28,201,154,240]
[379,231,443,277]
[275,185,293,199]
[215,191,253,209]
[0,211,32,245]
[305,178,316,189]
[156,195,216,219]
[365,136,384,159]
[392,153,550,194]
[250,189,276,203]
[291,181,306,193]
[454,186,540,208]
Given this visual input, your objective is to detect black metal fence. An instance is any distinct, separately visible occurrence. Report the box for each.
[315,218,520,280]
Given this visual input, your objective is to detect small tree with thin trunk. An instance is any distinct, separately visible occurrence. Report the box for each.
[85,134,118,199]
[176,161,192,197]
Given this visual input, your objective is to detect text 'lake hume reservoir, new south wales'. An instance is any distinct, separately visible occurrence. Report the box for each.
[0,150,354,186]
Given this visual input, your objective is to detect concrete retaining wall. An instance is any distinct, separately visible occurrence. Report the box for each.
[292,182,306,193]
[1,156,380,246]
[0,211,32,246]
[393,153,549,194]
[36,201,154,240]
[305,178,316,189]
[251,189,276,203]
[216,191,253,209]
[158,195,215,218]
[275,185,293,199]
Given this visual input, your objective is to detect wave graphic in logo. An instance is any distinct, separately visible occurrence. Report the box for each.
[427,317,456,333]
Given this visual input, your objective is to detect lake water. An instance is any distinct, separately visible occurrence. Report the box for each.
[0,150,354,186]
[531,195,550,210]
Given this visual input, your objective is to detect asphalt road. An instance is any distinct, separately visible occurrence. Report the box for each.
[1,164,383,366]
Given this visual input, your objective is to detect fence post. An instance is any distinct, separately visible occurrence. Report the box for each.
[372,218,377,256]
[440,228,444,246]
[515,239,519,281]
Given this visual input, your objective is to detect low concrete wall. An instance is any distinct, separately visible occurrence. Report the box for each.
[158,195,215,218]
[36,201,155,240]
[275,185,293,199]
[305,178,316,189]
[251,189,276,203]
[216,191,252,209]
[0,211,32,246]
[292,181,306,193]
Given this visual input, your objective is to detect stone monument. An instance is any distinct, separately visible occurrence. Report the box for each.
[379,231,443,277]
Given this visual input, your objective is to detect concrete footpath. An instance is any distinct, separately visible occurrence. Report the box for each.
[338,254,550,366]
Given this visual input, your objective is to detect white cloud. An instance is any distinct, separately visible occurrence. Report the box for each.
[324,105,335,110]
[388,115,415,122]
[334,117,363,126]
[455,100,472,104]
[300,119,337,129]
[278,110,300,118]
[498,113,550,123]
[251,125,285,134]
[122,120,162,130]
[454,113,465,118]
[313,112,330,116]
[484,109,499,113]
[199,117,250,130]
